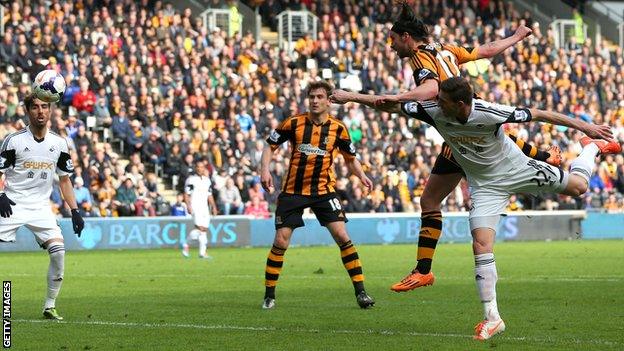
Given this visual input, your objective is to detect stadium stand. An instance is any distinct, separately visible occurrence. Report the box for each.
[1,0,623,217]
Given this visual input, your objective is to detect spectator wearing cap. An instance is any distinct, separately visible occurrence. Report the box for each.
[127,119,147,155]
[73,177,94,216]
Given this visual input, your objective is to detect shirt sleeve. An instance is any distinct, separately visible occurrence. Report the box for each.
[401,102,436,126]
[56,139,74,176]
[266,118,293,150]
[184,177,194,195]
[411,51,440,85]
[0,136,16,171]
[443,44,479,64]
[335,124,356,160]
[475,100,532,124]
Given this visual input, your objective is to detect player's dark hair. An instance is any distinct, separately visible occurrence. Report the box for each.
[23,93,36,110]
[440,77,473,105]
[23,93,50,110]
[391,3,430,42]
[306,80,334,98]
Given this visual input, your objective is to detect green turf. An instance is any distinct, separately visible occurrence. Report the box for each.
[2,240,623,350]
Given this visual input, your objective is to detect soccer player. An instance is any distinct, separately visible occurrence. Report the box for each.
[182,161,218,259]
[343,76,618,339]
[260,81,375,310]
[0,94,84,320]
[332,4,561,292]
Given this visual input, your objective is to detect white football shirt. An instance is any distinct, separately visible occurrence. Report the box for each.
[402,99,533,186]
[184,174,213,210]
[0,127,74,208]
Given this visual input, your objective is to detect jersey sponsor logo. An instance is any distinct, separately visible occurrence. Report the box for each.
[269,130,281,142]
[297,143,327,156]
[450,136,486,144]
[23,161,54,170]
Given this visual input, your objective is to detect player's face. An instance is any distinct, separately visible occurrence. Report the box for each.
[308,88,330,115]
[437,91,464,121]
[195,162,207,176]
[27,98,51,128]
[389,31,410,58]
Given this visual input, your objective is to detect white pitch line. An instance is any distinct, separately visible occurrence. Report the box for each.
[12,319,622,347]
[7,273,624,282]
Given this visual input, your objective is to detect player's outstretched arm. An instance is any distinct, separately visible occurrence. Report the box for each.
[330,89,402,113]
[59,175,84,237]
[345,157,373,194]
[476,25,532,59]
[529,109,614,140]
[260,145,275,192]
[378,79,439,104]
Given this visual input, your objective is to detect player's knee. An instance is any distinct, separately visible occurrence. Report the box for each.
[47,244,65,279]
[420,194,441,212]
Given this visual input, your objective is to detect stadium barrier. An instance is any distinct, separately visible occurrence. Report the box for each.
[0,211,605,252]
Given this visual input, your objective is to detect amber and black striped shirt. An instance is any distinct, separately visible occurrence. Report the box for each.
[267,113,356,196]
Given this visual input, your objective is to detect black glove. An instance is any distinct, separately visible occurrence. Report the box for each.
[71,209,84,237]
[0,193,15,218]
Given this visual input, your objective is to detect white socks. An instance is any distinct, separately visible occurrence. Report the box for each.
[570,142,599,183]
[45,244,65,309]
[475,253,501,321]
[198,231,208,257]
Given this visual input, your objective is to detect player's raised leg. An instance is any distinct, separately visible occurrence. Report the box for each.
[562,137,622,197]
[326,221,374,308]
[391,169,462,292]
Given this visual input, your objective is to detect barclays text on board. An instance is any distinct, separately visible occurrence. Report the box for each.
[0,211,608,252]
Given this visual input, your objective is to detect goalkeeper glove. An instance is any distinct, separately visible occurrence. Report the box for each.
[0,193,15,218]
[71,208,84,237]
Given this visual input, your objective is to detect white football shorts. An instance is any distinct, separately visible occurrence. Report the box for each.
[469,159,569,230]
[0,205,63,247]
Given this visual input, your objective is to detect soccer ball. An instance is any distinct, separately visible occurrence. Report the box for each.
[32,70,66,103]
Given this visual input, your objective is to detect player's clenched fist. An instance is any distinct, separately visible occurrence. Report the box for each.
[514,25,532,39]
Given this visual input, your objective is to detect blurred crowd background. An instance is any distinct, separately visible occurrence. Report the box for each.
[1,0,623,218]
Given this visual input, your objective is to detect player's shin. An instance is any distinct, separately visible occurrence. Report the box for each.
[264,245,286,299]
[45,243,65,309]
[198,231,208,257]
[474,252,501,321]
[339,240,365,295]
[416,210,442,274]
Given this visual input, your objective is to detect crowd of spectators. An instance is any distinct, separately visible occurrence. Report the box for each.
[0,0,623,217]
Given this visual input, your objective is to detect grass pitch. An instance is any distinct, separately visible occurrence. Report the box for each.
[2,240,623,350]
